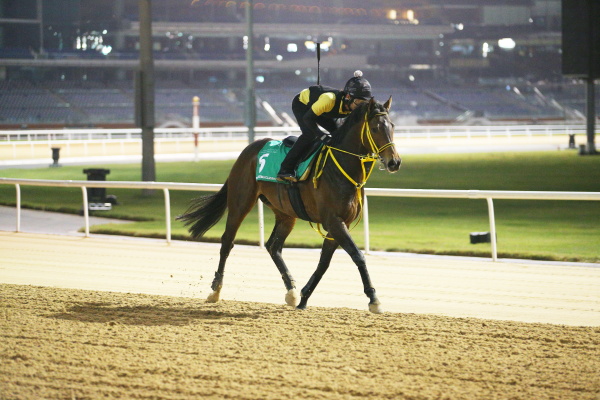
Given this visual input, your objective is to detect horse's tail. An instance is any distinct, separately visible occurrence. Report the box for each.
[176,181,229,239]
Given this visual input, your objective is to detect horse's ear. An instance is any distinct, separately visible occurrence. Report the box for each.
[384,96,393,111]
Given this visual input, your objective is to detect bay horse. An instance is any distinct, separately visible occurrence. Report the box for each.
[177,97,401,313]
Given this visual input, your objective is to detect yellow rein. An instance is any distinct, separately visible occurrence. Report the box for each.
[310,112,395,239]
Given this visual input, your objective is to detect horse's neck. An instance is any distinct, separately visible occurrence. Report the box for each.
[325,121,369,183]
[337,121,366,155]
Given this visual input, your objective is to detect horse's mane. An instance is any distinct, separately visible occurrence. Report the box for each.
[330,100,386,146]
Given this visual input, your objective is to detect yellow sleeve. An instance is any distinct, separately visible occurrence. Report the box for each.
[298,89,311,104]
[310,92,336,116]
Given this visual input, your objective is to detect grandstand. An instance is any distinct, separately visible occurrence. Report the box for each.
[1,0,596,128]
[2,77,595,128]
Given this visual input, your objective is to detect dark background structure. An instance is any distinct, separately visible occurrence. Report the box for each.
[0,0,597,142]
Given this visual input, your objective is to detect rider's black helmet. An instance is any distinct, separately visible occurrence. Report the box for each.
[343,70,372,100]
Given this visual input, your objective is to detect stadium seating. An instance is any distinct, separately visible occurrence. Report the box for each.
[0,78,596,127]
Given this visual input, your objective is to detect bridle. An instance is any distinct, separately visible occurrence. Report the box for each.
[310,108,396,238]
[360,111,396,156]
[313,109,395,190]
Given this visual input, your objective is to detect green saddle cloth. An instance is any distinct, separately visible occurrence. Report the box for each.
[256,140,323,183]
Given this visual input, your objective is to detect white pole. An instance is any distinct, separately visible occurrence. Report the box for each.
[15,184,21,232]
[363,194,370,254]
[163,188,171,244]
[486,197,498,261]
[258,199,265,249]
[192,96,200,162]
[81,186,90,237]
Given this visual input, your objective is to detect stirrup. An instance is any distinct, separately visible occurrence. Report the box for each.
[276,172,298,183]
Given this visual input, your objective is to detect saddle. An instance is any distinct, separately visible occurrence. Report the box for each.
[256,137,323,184]
[256,137,324,222]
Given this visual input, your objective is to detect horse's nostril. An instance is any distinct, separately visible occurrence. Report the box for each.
[388,159,401,170]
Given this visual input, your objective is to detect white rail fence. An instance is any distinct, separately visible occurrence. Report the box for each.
[0,125,594,143]
[1,125,593,160]
[1,177,599,261]
[0,127,293,142]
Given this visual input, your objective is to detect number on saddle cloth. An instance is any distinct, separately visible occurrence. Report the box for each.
[256,137,323,183]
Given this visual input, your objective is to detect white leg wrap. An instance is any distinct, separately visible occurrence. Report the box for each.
[369,302,383,314]
[285,289,300,307]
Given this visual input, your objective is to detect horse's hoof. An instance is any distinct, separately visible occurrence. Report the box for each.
[206,291,221,303]
[285,289,300,307]
[369,302,383,314]
[296,299,308,310]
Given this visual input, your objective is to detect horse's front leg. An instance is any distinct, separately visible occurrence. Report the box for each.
[327,217,383,314]
[297,237,339,310]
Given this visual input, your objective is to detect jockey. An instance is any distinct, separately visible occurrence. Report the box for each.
[276,70,373,183]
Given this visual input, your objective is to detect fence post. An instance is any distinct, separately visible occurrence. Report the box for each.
[486,197,498,261]
[15,184,21,232]
[81,186,90,237]
[258,199,265,249]
[163,188,171,244]
[363,194,370,254]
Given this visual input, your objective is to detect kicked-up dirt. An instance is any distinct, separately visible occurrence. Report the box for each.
[1,284,599,400]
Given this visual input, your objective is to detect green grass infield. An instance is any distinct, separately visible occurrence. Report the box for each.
[1,151,598,262]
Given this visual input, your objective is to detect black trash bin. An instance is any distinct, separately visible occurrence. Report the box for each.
[470,232,491,244]
[83,168,111,210]
[50,147,61,167]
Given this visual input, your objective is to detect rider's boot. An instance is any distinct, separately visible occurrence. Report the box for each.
[276,135,313,183]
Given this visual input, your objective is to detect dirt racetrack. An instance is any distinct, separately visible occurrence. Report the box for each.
[1,284,599,400]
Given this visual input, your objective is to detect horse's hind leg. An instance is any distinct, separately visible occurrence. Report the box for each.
[207,187,258,303]
[206,223,233,302]
[297,237,339,310]
[265,211,299,307]
[206,215,238,303]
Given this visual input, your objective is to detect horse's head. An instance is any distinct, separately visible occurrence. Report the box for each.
[363,97,401,173]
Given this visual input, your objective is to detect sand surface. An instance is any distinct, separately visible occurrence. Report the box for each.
[1,232,599,327]
[1,284,599,400]
[1,231,600,399]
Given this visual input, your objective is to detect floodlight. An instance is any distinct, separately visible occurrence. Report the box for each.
[498,38,516,50]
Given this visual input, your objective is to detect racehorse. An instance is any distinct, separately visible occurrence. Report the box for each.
[177,97,401,313]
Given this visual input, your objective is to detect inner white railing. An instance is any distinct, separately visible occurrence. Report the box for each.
[1,177,599,261]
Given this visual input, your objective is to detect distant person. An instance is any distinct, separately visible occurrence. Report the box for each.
[276,70,373,183]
